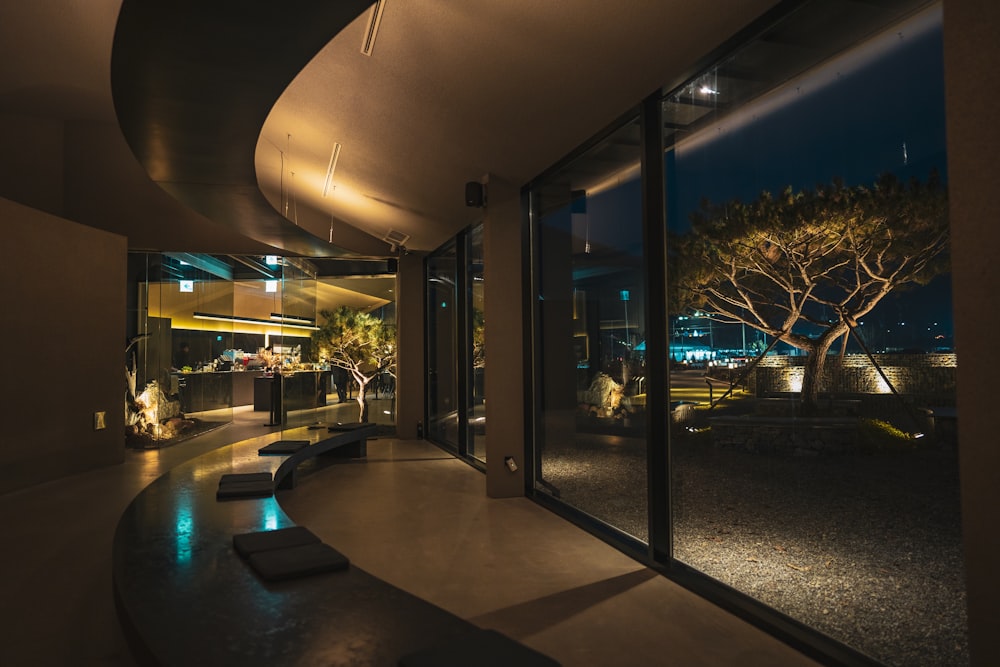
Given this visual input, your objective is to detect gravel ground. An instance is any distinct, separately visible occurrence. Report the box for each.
[539,428,968,667]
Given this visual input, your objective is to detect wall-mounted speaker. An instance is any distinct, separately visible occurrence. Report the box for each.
[465,181,485,208]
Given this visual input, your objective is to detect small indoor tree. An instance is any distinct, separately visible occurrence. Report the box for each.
[671,172,949,412]
[316,306,396,422]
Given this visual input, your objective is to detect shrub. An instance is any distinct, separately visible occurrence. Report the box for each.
[858,418,916,453]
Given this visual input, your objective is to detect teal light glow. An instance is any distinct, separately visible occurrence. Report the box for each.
[262,501,279,532]
[174,505,194,566]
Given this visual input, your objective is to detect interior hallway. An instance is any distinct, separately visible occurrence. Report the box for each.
[1,405,817,667]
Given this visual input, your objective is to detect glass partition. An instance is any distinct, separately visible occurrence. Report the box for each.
[128,253,398,445]
[663,2,964,664]
[129,252,236,446]
[530,116,648,541]
[274,257,324,430]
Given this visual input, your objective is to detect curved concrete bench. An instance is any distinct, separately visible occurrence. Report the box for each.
[112,426,557,665]
[267,422,375,490]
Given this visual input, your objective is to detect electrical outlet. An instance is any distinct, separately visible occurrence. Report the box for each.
[94,411,106,430]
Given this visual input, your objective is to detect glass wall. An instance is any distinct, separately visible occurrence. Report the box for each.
[527,1,964,664]
[425,224,487,463]
[665,3,962,665]
[530,117,648,541]
[129,253,398,445]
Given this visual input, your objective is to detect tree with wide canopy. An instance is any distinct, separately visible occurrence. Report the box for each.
[670,172,949,411]
[315,306,396,422]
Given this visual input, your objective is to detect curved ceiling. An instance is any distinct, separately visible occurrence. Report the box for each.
[2,1,791,257]
[256,1,786,253]
[111,0,384,257]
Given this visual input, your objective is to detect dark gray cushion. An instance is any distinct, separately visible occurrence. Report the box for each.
[247,542,349,581]
[219,472,272,486]
[258,439,311,455]
[233,526,321,558]
[215,480,274,500]
[398,628,561,667]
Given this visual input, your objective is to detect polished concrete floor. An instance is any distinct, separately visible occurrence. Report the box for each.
[1,403,818,667]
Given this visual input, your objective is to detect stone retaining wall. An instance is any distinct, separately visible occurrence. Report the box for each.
[746,353,957,407]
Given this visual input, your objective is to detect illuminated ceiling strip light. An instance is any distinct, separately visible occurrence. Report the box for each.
[164,252,233,280]
[269,313,316,325]
[193,312,319,331]
[361,0,386,56]
[229,255,277,278]
[322,142,342,197]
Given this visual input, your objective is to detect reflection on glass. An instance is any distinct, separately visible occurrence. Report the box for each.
[665,2,965,664]
[426,242,459,449]
[532,117,648,541]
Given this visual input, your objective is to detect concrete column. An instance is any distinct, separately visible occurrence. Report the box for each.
[482,176,526,497]
[395,251,426,439]
[943,1,1000,663]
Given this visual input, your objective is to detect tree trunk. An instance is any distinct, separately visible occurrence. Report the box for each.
[799,348,825,414]
[798,326,848,415]
[355,379,369,422]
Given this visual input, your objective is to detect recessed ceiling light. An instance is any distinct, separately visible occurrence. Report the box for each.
[361,0,386,56]
[322,143,342,197]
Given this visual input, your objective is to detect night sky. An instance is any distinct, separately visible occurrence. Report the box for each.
[560,14,952,351]
[668,21,947,223]
[664,20,952,347]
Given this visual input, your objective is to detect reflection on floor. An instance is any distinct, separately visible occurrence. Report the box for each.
[280,439,816,666]
[0,403,816,667]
